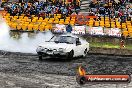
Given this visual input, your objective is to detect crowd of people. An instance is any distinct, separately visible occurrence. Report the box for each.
[2,0,132,23]
[89,0,132,23]
[4,0,80,18]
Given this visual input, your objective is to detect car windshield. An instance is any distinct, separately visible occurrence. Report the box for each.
[49,36,76,44]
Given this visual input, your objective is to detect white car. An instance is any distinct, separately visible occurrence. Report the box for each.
[36,34,89,60]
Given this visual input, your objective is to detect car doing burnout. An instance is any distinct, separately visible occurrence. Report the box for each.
[36,34,89,60]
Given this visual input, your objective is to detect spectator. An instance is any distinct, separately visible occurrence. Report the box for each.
[75,3,80,14]
[5,0,80,18]
[89,1,96,8]
[62,7,68,18]
[99,6,105,16]
[66,24,72,33]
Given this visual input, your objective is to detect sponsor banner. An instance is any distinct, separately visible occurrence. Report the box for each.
[104,28,121,37]
[72,26,86,34]
[76,66,131,85]
[53,24,66,33]
[87,27,104,35]
[53,25,121,37]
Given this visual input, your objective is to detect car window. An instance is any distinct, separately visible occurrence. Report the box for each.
[54,36,76,44]
[76,38,81,44]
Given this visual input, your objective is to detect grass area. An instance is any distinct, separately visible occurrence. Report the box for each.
[90,42,132,50]
[125,45,132,50]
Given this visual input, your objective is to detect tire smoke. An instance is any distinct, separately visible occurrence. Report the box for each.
[0,18,53,54]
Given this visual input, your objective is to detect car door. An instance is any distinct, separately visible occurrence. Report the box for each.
[74,38,84,56]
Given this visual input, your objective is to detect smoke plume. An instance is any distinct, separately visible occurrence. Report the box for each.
[0,18,53,54]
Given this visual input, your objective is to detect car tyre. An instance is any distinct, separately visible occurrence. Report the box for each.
[83,48,87,57]
[67,50,74,60]
[38,52,43,60]
[38,55,42,60]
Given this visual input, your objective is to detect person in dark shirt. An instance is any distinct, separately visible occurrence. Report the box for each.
[89,1,96,8]
[19,6,24,15]
[99,7,105,15]
[13,6,19,16]
[75,3,80,14]
[66,24,72,33]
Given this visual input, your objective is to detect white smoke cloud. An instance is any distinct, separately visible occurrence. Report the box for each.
[0,17,88,54]
[0,18,53,54]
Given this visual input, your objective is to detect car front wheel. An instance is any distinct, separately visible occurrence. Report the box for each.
[38,55,42,60]
[37,52,43,60]
[67,50,74,59]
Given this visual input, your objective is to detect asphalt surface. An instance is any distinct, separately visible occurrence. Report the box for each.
[0,51,132,88]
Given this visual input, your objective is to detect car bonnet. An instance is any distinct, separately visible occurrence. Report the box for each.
[39,42,76,50]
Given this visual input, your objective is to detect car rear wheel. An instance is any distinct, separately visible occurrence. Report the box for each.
[83,48,87,57]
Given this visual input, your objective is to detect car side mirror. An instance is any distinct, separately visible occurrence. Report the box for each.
[76,41,81,46]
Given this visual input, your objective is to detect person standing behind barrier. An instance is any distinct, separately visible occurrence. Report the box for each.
[66,24,72,33]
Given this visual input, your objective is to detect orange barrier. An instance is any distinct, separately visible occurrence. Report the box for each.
[71,15,97,19]
[75,15,97,25]
[85,16,97,19]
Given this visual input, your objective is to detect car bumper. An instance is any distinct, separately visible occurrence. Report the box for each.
[37,51,68,58]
